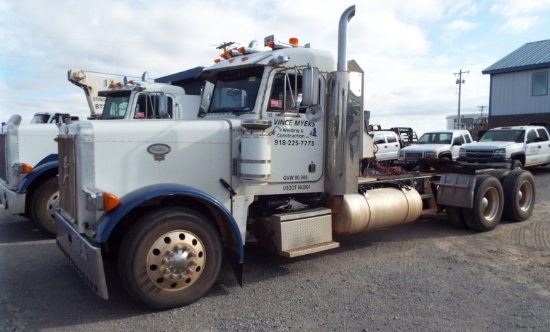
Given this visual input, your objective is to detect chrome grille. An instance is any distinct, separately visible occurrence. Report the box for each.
[0,134,6,181]
[465,150,493,160]
[405,152,423,159]
[58,136,77,219]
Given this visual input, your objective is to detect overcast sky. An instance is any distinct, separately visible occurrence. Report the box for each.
[1,0,550,135]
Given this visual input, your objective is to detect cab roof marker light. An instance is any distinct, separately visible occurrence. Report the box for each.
[289,37,299,47]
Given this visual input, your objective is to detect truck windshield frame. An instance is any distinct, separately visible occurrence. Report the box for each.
[208,66,263,114]
[102,91,131,120]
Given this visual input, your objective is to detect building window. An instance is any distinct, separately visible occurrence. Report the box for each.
[532,71,548,96]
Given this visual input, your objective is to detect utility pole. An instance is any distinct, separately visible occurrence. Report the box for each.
[478,105,487,118]
[454,69,469,129]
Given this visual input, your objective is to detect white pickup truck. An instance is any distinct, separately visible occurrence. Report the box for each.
[398,130,473,170]
[458,126,550,169]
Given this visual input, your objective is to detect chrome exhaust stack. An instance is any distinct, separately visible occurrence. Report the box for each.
[325,5,360,196]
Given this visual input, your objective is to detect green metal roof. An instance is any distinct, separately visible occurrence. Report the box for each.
[482,39,550,75]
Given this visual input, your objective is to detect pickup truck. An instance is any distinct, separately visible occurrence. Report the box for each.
[398,130,473,170]
[369,130,402,163]
[457,126,550,169]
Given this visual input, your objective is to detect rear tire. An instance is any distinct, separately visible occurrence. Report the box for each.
[463,175,504,232]
[29,177,58,237]
[502,170,535,222]
[446,206,467,228]
[118,207,222,310]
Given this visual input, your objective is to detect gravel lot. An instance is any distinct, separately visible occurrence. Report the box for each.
[1,167,549,331]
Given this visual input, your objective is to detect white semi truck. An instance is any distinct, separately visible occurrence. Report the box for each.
[54,6,536,310]
[0,69,204,236]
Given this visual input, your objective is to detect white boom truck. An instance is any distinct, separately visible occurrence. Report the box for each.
[54,6,536,310]
[0,69,204,237]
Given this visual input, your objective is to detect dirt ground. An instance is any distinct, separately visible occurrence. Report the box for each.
[1,167,549,331]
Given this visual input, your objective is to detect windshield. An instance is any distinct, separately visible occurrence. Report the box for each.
[101,91,130,119]
[417,132,452,144]
[208,66,263,114]
[30,114,51,124]
[479,130,524,143]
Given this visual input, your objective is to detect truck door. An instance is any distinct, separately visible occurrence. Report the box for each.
[525,128,542,164]
[371,132,391,161]
[266,71,325,183]
[451,132,466,160]
[536,128,550,163]
[384,132,400,160]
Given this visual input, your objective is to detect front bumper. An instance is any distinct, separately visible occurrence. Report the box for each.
[457,157,510,169]
[55,210,109,299]
[0,182,26,214]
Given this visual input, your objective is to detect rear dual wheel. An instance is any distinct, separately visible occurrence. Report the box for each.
[118,207,222,310]
[463,175,504,232]
[502,170,535,221]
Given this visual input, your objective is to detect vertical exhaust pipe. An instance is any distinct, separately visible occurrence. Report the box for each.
[326,5,358,196]
[338,5,356,72]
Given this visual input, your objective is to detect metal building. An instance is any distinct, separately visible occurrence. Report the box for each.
[483,39,550,129]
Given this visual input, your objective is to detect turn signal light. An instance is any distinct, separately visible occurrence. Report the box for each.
[103,192,120,212]
[20,163,33,174]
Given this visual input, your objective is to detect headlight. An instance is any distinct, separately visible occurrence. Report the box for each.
[425,151,437,158]
[493,148,506,159]
[459,148,466,157]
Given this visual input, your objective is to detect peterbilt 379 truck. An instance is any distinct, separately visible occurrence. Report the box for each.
[54,6,536,310]
[0,69,203,237]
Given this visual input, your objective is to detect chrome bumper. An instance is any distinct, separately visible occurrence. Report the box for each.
[55,210,109,299]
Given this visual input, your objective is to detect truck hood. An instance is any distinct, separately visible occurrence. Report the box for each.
[462,141,521,150]
[402,144,449,152]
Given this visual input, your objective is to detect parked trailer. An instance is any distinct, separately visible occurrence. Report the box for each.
[54,5,536,310]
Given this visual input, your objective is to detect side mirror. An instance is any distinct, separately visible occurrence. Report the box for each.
[453,141,462,146]
[301,67,319,106]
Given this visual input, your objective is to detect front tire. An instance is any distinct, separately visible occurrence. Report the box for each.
[510,159,522,170]
[463,175,504,232]
[118,207,222,310]
[29,177,59,237]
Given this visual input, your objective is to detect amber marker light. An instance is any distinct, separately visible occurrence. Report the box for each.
[21,163,33,174]
[214,59,221,63]
[266,41,274,49]
[289,37,299,47]
[103,192,120,211]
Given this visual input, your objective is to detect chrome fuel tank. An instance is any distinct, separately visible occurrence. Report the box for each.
[332,187,423,234]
